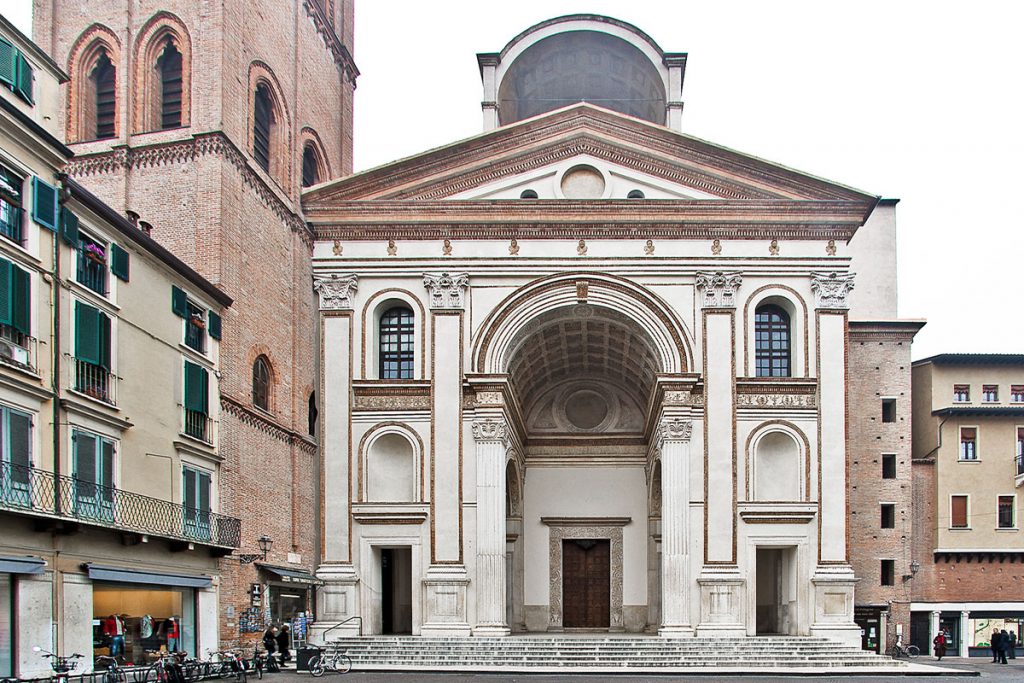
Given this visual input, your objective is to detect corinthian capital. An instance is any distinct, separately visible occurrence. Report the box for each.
[695,271,742,308]
[810,271,856,309]
[472,418,509,445]
[313,273,358,310]
[656,418,692,449]
[423,272,469,309]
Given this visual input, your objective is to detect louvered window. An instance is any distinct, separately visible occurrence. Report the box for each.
[157,39,183,129]
[253,85,273,172]
[91,52,116,140]
[252,355,271,410]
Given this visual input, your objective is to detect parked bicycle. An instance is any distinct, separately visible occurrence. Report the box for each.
[887,636,920,658]
[33,647,83,683]
[207,650,246,683]
[307,647,351,676]
[96,655,127,683]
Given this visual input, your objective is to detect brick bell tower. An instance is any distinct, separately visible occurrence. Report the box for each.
[33,0,357,646]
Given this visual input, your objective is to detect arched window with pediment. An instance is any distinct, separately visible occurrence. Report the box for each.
[754,304,791,378]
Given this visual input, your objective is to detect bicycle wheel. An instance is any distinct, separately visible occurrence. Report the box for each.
[906,644,920,658]
[308,656,324,678]
[885,646,899,658]
[335,655,352,674]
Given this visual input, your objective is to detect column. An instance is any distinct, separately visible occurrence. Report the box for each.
[422,272,472,636]
[809,271,860,646]
[959,611,970,658]
[930,610,941,654]
[658,417,693,636]
[694,272,745,637]
[311,274,360,634]
[472,417,510,636]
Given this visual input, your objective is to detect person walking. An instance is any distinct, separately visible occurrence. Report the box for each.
[998,629,1010,664]
[276,624,291,665]
[262,626,278,658]
[1008,630,1017,660]
[932,630,947,661]
[991,629,1002,663]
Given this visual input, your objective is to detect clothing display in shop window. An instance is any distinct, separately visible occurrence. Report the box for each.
[166,617,180,652]
[103,615,126,657]
[140,614,154,639]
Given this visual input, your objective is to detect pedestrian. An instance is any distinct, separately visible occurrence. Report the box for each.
[932,630,947,660]
[262,626,278,658]
[276,624,291,664]
[998,629,1010,664]
[992,629,1001,663]
[1009,630,1017,660]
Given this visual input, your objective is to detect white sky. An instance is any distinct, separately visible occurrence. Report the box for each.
[8,2,1023,360]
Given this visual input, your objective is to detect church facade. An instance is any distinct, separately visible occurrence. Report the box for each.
[304,16,909,644]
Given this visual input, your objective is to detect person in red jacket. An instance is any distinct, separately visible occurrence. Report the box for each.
[102,615,125,657]
[166,617,180,652]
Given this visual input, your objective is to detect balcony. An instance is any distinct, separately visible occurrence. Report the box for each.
[0,461,240,549]
[1016,454,1024,488]
[184,409,213,444]
[76,243,108,296]
[0,324,36,372]
[71,356,117,405]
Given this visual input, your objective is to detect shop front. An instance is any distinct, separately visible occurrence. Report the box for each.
[911,603,1024,658]
[259,565,320,648]
[854,605,885,653]
[85,565,211,666]
[0,556,46,678]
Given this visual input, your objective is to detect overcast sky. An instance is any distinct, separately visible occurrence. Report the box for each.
[8,2,1023,360]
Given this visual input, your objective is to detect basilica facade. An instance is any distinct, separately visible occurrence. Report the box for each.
[304,15,908,645]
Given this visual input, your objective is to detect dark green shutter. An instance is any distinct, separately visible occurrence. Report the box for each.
[110,244,129,281]
[171,285,188,318]
[60,207,80,247]
[75,301,102,365]
[184,361,208,415]
[31,177,57,231]
[0,259,11,327]
[0,38,14,89]
[183,468,196,511]
[14,52,32,104]
[10,264,29,336]
[98,311,111,370]
[208,310,221,340]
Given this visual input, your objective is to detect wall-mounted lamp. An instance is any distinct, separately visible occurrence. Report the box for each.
[903,559,921,582]
[238,535,273,564]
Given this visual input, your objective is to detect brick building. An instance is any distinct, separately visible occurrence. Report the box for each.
[910,354,1024,658]
[32,0,357,648]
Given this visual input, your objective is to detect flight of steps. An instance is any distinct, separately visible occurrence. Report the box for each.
[322,636,907,672]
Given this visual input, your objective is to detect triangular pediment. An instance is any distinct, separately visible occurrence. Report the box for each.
[303,103,875,206]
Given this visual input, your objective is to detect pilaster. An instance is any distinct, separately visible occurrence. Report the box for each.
[656,416,693,637]
[472,417,511,636]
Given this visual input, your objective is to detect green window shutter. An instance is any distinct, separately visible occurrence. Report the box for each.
[74,301,102,365]
[208,310,221,340]
[0,38,14,89]
[171,285,188,318]
[98,311,111,370]
[110,244,129,281]
[60,207,80,247]
[10,264,29,336]
[183,467,197,510]
[184,361,209,415]
[31,177,57,231]
[0,258,11,327]
[14,52,32,104]
[198,471,211,513]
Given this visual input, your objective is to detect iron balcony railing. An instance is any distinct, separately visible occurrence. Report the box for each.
[0,461,240,548]
[71,356,118,405]
[76,244,108,296]
[184,409,213,444]
[0,324,36,371]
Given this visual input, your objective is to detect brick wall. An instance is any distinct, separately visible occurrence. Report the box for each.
[847,324,918,650]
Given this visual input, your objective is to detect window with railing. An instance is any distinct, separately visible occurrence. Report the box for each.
[1017,428,1024,476]
[73,301,114,404]
[0,404,32,508]
[0,165,24,244]
[0,258,33,369]
[953,385,970,403]
[184,301,206,353]
[183,360,211,443]
[76,233,108,296]
[72,429,115,522]
[182,466,212,541]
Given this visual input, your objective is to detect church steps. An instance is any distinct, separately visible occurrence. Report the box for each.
[323,636,904,671]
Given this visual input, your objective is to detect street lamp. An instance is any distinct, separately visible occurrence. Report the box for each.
[238,535,273,564]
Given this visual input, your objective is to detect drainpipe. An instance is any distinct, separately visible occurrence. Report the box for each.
[51,176,66,654]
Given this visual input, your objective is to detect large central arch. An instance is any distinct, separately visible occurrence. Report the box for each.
[472,272,693,379]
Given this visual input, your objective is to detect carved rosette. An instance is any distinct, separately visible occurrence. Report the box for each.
[472,418,509,446]
[811,271,856,309]
[656,418,692,449]
[313,273,358,310]
[423,272,469,309]
[695,271,742,308]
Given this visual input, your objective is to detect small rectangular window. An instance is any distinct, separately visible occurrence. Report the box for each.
[959,427,977,461]
[881,504,896,529]
[0,165,24,244]
[951,495,968,528]
[953,384,970,403]
[880,560,895,586]
[982,385,999,403]
[998,496,1015,529]
[881,398,896,423]
[882,454,897,479]
[1012,386,1024,403]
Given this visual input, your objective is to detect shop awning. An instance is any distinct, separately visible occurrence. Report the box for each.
[84,563,213,588]
[258,564,323,585]
[0,555,45,574]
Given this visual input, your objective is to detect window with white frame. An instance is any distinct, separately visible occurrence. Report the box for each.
[959,427,977,461]
[950,494,969,528]
[72,428,116,522]
[953,384,970,403]
[998,495,1016,529]
[982,385,999,403]
[182,465,212,540]
[0,165,24,244]
[0,404,32,508]
[1011,385,1024,403]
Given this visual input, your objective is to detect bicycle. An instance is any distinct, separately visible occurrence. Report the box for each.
[96,655,127,683]
[887,637,920,658]
[307,647,351,676]
[208,650,246,683]
[33,647,83,683]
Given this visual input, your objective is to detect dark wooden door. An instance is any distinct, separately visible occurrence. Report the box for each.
[562,539,610,628]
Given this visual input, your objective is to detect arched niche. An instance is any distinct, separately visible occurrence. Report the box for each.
[365,431,416,503]
[752,430,803,502]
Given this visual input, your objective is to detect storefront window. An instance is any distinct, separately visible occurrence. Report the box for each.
[269,585,309,625]
[969,617,1023,655]
[92,584,195,665]
[0,574,11,677]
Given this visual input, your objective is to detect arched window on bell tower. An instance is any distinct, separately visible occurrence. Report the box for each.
[253,84,274,173]
[156,38,183,129]
[90,50,117,140]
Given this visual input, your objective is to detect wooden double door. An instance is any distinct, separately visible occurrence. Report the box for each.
[562,539,610,628]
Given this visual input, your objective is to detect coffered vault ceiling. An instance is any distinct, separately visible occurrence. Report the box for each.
[505,305,661,422]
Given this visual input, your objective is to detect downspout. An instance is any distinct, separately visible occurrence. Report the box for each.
[51,177,65,654]
[923,415,950,460]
